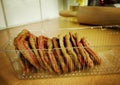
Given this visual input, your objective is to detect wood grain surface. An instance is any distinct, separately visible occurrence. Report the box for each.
[0,18,120,85]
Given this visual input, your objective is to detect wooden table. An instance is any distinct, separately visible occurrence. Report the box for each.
[0,18,120,85]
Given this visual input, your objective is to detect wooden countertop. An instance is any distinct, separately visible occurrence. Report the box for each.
[0,18,120,85]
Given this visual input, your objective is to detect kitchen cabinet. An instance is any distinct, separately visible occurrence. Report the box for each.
[3,0,42,27]
[0,0,6,29]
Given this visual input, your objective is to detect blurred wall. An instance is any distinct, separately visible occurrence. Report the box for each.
[0,0,6,29]
[0,0,61,29]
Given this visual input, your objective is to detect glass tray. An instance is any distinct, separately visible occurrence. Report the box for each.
[4,26,120,79]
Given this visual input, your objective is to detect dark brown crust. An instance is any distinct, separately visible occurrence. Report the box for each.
[29,33,45,70]
[58,34,75,72]
[38,36,54,73]
[23,40,41,69]
[81,37,101,64]
[75,33,94,68]
[64,34,81,70]
[69,32,85,69]
[14,39,31,73]
[14,29,40,69]
[47,39,62,74]
[14,29,101,74]
[19,53,31,74]
[52,37,68,73]
[20,53,37,74]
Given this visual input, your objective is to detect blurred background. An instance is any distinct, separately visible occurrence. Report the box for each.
[0,0,120,30]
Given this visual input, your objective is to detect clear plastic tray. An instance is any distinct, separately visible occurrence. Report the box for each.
[4,26,120,79]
